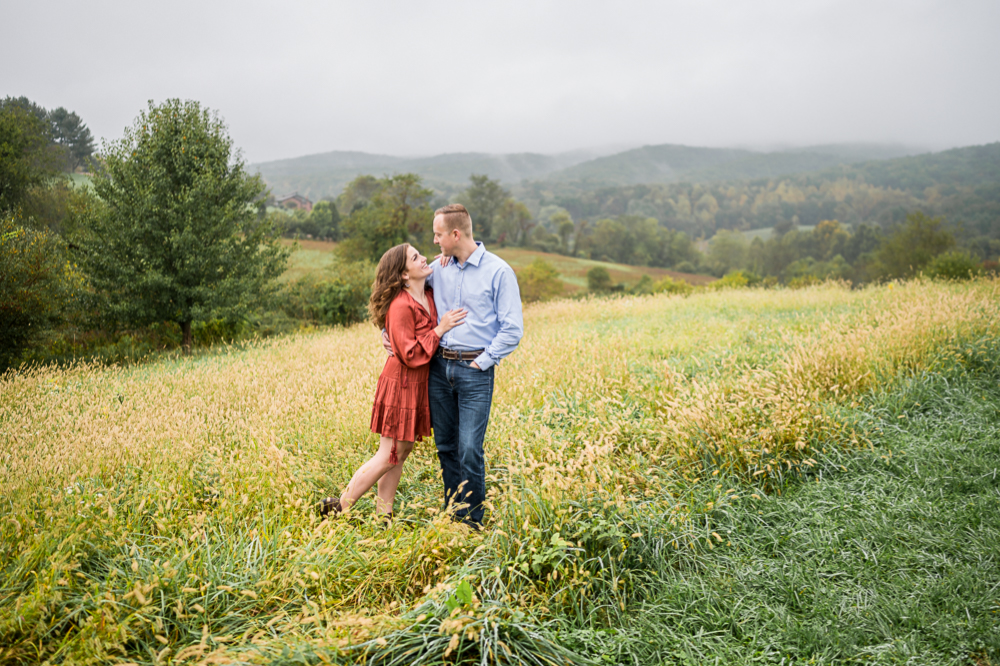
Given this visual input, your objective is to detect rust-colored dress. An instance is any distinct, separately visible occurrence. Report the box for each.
[370,289,440,464]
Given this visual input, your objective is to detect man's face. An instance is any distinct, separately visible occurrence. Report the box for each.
[433,215,459,256]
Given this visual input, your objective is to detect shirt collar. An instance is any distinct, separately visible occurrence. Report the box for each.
[463,242,486,268]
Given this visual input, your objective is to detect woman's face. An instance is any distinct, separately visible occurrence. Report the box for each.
[402,245,432,282]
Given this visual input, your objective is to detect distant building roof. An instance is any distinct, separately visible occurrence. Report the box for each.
[276,192,313,211]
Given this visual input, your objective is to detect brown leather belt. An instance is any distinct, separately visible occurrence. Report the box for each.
[437,347,485,361]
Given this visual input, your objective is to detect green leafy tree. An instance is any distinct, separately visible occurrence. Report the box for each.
[47,107,95,171]
[811,219,850,261]
[587,266,612,292]
[310,200,341,240]
[337,174,433,262]
[458,174,507,241]
[282,260,375,326]
[843,223,883,264]
[873,211,955,280]
[552,210,575,255]
[0,212,83,369]
[0,101,59,212]
[517,258,563,303]
[337,175,380,215]
[528,224,561,254]
[925,250,981,280]
[495,199,534,246]
[81,99,288,353]
[707,229,748,276]
[589,218,629,263]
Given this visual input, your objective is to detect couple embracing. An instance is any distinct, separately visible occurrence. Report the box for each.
[321,204,524,528]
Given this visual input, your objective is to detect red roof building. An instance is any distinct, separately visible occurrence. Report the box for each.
[276,193,313,212]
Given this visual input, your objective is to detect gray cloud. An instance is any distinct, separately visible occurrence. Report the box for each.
[2,0,997,163]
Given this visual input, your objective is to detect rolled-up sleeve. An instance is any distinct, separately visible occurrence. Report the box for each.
[475,266,523,370]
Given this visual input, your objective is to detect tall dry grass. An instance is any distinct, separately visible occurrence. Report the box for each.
[1,278,998,663]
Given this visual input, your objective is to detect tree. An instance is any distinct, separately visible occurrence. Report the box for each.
[811,219,850,261]
[873,211,955,279]
[517,258,563,303]
[337,174,380,215]
[47,107,95,171]
[81,99,288,353]
[925,250,981,280]
[707,229,748,276]
[1,97,95,175]
[0,101,58,213]
[495,199,534,246]
[587,266,613,292]
[0,211,83,369]
[310,200,340,240]
[843,223,882,264]
[337,174,433,262]
[552,211,575,255]
[458,174,508,241]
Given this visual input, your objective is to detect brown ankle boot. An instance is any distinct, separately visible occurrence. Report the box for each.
[319,496,342,518]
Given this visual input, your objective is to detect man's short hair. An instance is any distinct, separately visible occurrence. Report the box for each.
[434,203,473,237]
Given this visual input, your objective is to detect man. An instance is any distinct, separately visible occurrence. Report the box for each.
[384,203,523,526]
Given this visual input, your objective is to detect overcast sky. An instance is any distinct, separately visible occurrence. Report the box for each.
[3,0,998,163]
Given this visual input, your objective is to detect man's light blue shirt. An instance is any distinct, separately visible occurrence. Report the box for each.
[427,242,523,370]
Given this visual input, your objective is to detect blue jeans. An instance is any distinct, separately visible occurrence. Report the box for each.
[428,355,494,525]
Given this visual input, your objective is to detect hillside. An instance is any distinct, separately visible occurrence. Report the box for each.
[492,247,714,291]
[252,149,606,200]
[279,239,713,291]
[250,142,923,200]
[523,142,1000,241]
[542,143,923,187]
[817,141,1000,192]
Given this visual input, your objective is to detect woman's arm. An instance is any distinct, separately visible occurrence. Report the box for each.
[388,300,440,368]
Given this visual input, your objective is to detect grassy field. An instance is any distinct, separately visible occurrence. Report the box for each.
[492,248,714,292]
[2,279,998,664]
[280,239,340,283]
[279,240,713,292]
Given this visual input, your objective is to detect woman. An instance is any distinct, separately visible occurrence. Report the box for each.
[320,243,466,520]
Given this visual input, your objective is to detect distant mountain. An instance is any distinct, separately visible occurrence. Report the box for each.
[541,143,924,187]
[250,142,929,200]
[543,145,753,185]
[519,142,1000,243]
[813,142,1000,192]
[251,149,609,200]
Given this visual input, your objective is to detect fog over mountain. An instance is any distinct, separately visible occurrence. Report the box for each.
[2,0,998,164]
[251,142,929,200]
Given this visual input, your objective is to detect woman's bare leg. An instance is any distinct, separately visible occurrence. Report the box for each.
[339,436,413,512]
[376,440,414,514]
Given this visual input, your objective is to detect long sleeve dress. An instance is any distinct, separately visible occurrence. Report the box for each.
[369,289,440,464]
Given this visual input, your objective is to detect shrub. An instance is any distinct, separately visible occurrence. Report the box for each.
[282,260,375,326]
[587,266,612,292]
[650,276,694,296]
[630,274,655,295]
[0,212,83,370]
[925,250,982,280]
[517,258,563,303]
[673,260,697,274]
[708,270,753,290]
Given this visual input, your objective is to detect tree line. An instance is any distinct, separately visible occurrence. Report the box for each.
[3,95,995,371]
[2,99,289,370]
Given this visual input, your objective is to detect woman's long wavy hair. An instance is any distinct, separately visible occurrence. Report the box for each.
[369,243,411,329]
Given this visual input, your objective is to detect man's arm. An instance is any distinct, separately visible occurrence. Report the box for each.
[473,266,524,370]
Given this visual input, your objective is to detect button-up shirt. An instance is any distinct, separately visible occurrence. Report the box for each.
[427,242,523,370]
